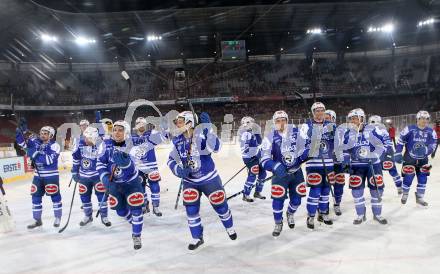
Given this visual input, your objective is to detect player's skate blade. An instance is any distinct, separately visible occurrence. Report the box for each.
[101,216,112,227]
[253,192,266,200]
[226,228,237,240]
[132,235,142,250]
[188,237,204,250]
[153,207,163,217]
[307,216,314,229]
[320,214,333,225]
[286,212,295,229]
[334,204,342,216]
[373,215,388,225]
[79,216,93,227]
[353,215,366,225]
[401,193,408,204]
[53,218,61,228]
[272,222,283,237]
[27,219,43,229]
[415,193,428,206]
[242,195,254,202]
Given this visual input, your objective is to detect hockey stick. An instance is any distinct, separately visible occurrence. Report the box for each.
[96,165,117,218]
[222,165,247,188]
[58,177,76,233]
[367,159,382,203]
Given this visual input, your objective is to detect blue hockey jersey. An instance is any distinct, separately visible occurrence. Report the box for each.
[396,125,437,160]
[131,129,168,173]
[239,128,262,162]
[72,139,100,180]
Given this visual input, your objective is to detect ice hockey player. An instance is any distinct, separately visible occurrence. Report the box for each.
[324,109,345,216]
[97,120,144,250]
[260,110,308,237]
[79,120,90,136]
[300,102,336,229]
[368,115,403,195]
[16,126,62,229]
[130,116,169,216]
[395,110,437,206]
[167,111,236,250]
[239,116,266,202]
[343,108,388,225]
[72,126,111,227]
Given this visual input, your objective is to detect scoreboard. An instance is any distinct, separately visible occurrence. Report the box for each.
[221,40,246,60]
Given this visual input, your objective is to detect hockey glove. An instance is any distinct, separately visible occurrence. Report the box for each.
[394,153,403,164]
[112,151,131,167]
[102,175,111,190]
[176,165,191,179]
[72,174,80,183]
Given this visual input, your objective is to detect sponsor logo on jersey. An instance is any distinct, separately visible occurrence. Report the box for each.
[108,195,118,208]
[250,165,259,174]
[271,185,286,198]
[327,171,335,184]
[296,183,307,196]
[30,184,37,194]
[335,173,345,184]
[127,192,144,207]
[307,173,322,186]
[183,188,199,203]
[94,182,106,192]
[402,165,415,175]
[369,175,384,187]
[209,190,226,205]
[148,171,161,181]
[45,184,59,195]
[79,184,88,194]
[382,161,393,170]
[420,164,432,173]
[349,175,362,188]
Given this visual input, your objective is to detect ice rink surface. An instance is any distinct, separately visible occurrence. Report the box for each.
[1,143,440,274]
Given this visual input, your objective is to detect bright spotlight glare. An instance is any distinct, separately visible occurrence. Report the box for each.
[41,34,58,42]
[367,23,394,33]
[75,36,96,45]
[418,18,435,27]
[147,35,162,42]
[306,28,322,34]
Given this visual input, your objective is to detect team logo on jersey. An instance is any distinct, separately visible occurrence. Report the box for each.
[349,175,362,188]
[369,175,384,187]
[271,185,286,198]
[78,184,88,194]
[282,153,294,165]
[320,140,329,154]
[209,190,226,205]
[108,194,118,208]
[45,184,59,195]
[307,173,322,186]
[250,165,259,174]
[296,183,307,196]
[420,164,432,173]
[148,171,161,181]
[382,161,393,170]
[327,171,335,184]
[335,173,345,184]
[402,165,415,175]
[127,192,144,207]
[188,159,198,170]
[30,184,37,194]
[356,147,369,159]
[94,182,106,192]
[183,188,199,203]
[81,159,91,169]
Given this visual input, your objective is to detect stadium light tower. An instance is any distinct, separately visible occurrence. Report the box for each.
[306,28,323,34]
[74,36,96,45]
[418,18,435,27]
[367,23,395,33]
[146,35,162,42]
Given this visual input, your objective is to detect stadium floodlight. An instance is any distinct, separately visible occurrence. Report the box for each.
[306,28,323,34]
[418,18,435,27]
[367,23,394,33]
[146,35,162,42]
[75,36,96,45]
[41,34,58,42]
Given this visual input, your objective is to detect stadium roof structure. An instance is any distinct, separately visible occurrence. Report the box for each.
[1,0,439,63]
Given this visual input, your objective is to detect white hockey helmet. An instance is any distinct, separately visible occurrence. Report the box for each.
[175,111,197,128]
[135,117,147,130]
[368,115,382,125]
[416,110,430,120]
[40,126,55,138]
[113,120,131,140]
[325,109,336,122]
[272,110,288,123]
[241,116,255,126]
[348,108,366,123]
[83,126,99,144]
[311,102,326,114]
[79,119,90,127]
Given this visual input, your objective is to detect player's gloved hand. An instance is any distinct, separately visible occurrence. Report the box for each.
[342,158,351,172]
[413,145,428,158]
[176,165,191,178]
[112,150,131,167]
[102,175,111,189]
[72,174,80,183]
[273,163,288,178]
[394,153,403,164]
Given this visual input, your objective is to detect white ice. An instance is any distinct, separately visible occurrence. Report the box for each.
[1,143,440,274]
